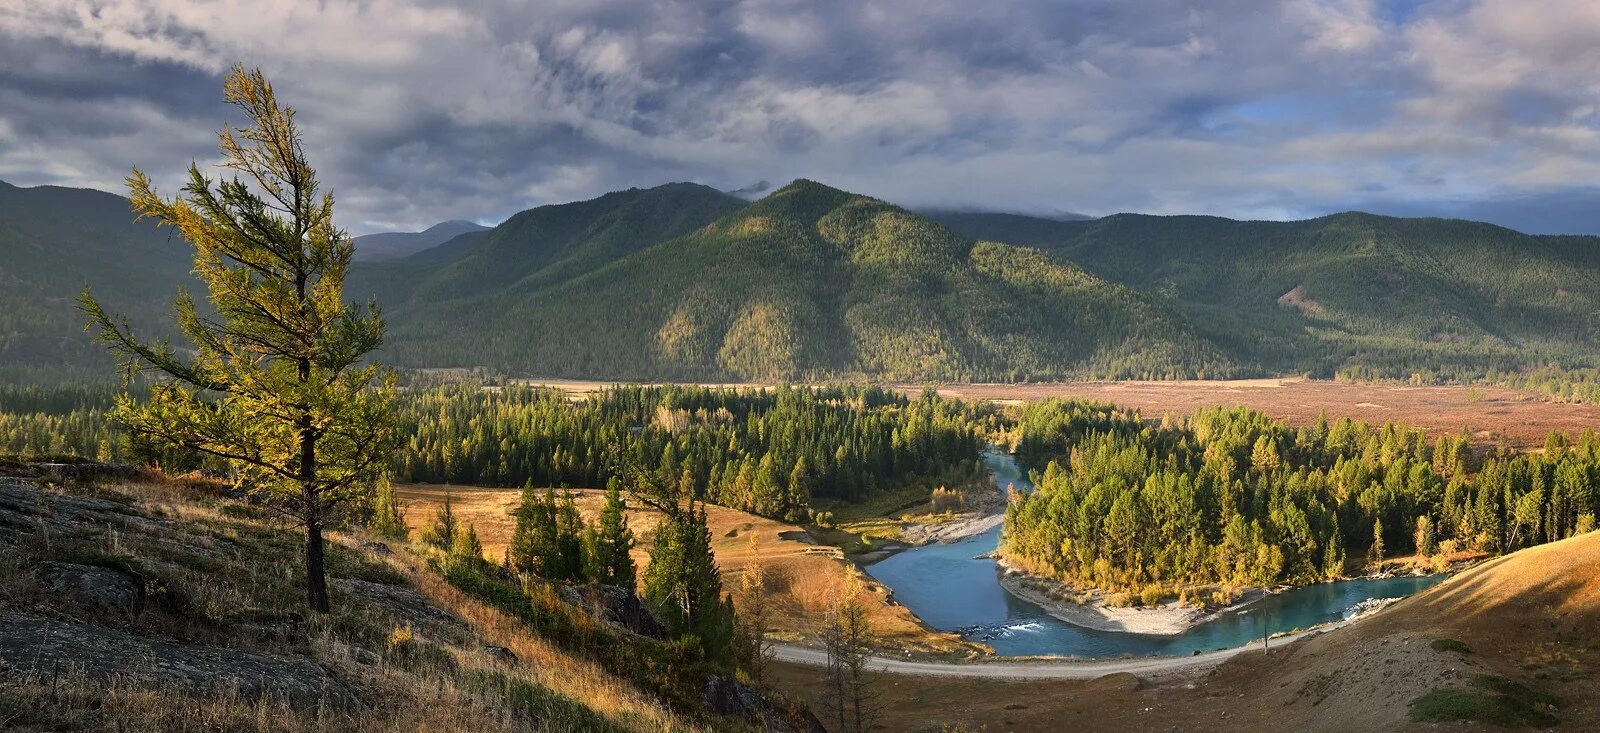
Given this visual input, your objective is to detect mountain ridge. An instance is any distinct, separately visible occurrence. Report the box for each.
[3,177,1597,385]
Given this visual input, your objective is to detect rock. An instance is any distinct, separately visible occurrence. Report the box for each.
[350,646,382,666]
[357,540,393,556]
[0,477,168,543]
[233,611,309,645]
[330,577,468,643]
[34,462,140,484]
[483,645,518,664]
[0,610,361,711]
[556,583,667,640]
[32,561,144,616]
[700,675,826,733]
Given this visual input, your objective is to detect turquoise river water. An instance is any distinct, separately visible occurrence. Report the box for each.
[863,451,1449,658]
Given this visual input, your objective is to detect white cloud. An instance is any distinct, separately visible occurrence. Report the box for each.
[0,0,1598,233]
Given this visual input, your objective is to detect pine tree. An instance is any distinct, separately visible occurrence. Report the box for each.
[368,475,408,540]
[554,491,586,581]
[450,521,484,563]
[507,481,545,575]
[588,480,636,587]
[422,492,459,550]
[79,66,394,613]
[643,501,734,663]
[1414,515,1437,557]
[786,457,813,523]
[1368,517,1386,571]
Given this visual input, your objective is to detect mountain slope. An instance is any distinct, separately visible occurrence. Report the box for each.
[0,180,194,384]
[935,209,1600,378]
[352,220,489,261]
[383,180,1234,381]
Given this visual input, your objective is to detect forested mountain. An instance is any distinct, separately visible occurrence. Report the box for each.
[373,179,1231,381]
[5,176,1599,386]
[930,210,1600,380]
[0,179,193,385]
[352,219,488,261]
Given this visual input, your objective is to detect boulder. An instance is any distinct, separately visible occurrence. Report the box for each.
[0,610,361,711]
[556,583,667,640]
[701,675,827,733]
[483,645,518,665]
[32,561,144,616]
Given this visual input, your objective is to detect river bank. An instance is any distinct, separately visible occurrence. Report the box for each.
[995,560,1267,635]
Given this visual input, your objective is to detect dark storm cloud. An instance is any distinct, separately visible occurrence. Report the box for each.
[2,0,1599,234]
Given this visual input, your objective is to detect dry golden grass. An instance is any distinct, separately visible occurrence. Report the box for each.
[0,476,702,733]
[396,484,980,655]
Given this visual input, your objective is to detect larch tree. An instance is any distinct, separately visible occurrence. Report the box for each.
[79,66,394,613]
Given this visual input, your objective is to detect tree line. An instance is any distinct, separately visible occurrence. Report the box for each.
[1002,398,1600,596]
[392,383,985,521]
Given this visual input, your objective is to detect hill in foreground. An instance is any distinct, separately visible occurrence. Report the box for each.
[0,466,818,731]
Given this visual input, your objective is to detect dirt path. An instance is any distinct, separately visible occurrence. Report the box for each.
[770,622,1333,679]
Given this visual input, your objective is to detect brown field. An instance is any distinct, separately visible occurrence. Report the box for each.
[518,376,1598,449]
[919,377,1600,449]
[394,484,980,656]
[774,529,1600,731]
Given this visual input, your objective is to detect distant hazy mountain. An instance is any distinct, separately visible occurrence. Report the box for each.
[0,179,193,384]
[353,220,489,261]
[5,176,1598,386]
[726,180,773,200]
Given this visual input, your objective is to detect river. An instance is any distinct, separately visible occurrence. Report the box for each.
[863,451,1449,658]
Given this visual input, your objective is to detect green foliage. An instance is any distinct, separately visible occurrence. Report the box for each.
[937,209,1600,384]
[1408,675,1562,727]
[643,504,735,665]
[588,482,638,588]
[421,493,459,550]
[1430,638,1472,654]
[1003,400,1600,591]
[368,475,409,540]
[76,67,396,613]
[393,382,984,519]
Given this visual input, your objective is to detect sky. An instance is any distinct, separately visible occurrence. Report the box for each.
[3,0,1600,235]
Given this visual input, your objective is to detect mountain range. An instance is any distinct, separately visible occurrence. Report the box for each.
[3,177,1596,385]
[352,220,489,261]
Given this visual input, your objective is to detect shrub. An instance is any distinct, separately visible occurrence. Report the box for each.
[1139,585,1166,607]
[1430,638,1472,655]
[930,487,965,514]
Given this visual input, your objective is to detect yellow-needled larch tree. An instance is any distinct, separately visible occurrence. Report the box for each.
[80,65,394,613]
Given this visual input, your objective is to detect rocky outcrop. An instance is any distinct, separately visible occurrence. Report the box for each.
[0,610,361,710]
[557,583,668,640]
[0,476,167,544]
[331,577,468,643]
[701,675,827,733]
[32,561,145,617]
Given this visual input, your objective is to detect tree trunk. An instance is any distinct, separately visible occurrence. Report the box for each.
[306,518,329,613]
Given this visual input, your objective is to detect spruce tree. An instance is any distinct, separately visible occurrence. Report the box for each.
[643,501,734,663]
[423,492,459,550]
[589,480,637,587]
[79,66,394,613]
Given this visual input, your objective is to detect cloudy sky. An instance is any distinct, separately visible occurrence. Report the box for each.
[3,0,1600,235]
